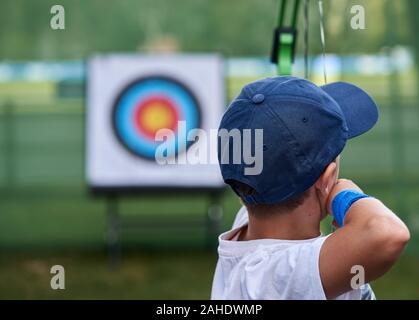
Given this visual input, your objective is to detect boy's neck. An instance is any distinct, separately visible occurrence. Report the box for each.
[242,197,323,241]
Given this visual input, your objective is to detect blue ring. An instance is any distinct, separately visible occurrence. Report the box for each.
[112,77,201,160]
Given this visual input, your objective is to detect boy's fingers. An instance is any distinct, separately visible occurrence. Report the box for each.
[326,179,363,215]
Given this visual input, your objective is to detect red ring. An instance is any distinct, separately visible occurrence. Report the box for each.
[133,96,180,140]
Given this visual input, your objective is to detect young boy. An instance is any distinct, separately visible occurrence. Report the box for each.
[211,76,410,300]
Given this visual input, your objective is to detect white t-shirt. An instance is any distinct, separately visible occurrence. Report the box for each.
[211,206,375,300]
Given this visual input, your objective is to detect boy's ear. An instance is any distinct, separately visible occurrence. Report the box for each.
[315,161,338,197]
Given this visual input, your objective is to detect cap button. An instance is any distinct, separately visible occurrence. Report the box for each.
[252,94,265,104]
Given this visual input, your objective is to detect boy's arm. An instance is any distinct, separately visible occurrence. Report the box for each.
[319,179,410,299]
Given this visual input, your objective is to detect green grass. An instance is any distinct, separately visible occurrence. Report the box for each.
[0,180,417,299]
[0,251,417,299]
[0,251,218,299]
[371,254,419,299]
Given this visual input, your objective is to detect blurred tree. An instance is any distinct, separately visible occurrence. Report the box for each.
[406,0,419,88]
[0,0,414,60]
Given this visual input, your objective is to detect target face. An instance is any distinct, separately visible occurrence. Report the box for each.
[112,76,201,160]
[87,54,224,190]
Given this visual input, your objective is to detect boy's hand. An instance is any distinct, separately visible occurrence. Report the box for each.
[326,179,363,224]
[320,179,409,299]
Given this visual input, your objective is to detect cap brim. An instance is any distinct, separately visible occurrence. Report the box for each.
[321,82,379,139]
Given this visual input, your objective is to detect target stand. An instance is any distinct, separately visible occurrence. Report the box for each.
[86,54,226,268]
[103,189,224,269]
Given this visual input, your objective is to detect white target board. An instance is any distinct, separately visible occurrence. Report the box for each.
[86,54,225,191]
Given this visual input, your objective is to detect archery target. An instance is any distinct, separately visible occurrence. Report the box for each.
[86,54,225,190]
[112,76,201,160]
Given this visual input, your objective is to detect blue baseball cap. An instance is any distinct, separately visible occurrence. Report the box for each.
[218,76,379,205]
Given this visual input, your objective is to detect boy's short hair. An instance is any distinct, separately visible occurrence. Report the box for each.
[228,180,311,212]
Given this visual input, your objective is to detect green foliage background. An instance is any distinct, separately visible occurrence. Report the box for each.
[0,0,416,60]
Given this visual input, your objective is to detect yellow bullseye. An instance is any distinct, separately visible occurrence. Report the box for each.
[139,102,176,133]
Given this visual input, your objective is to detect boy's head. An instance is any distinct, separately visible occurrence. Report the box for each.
[218,76,378,214]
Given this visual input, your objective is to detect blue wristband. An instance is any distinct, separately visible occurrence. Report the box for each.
[331,190,371,227]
